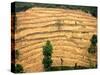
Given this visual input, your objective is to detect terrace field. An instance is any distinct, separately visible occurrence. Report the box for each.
[11,4,97,73]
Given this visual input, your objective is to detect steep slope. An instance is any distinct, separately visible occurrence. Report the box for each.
[15,7,97,72]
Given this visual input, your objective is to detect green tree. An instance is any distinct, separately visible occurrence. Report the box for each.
[90,34,97,46]
[88,34,97,54]
[42,40,53,71]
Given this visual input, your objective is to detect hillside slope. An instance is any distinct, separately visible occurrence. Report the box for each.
[15,7,97,72]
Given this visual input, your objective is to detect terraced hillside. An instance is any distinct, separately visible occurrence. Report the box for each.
[14,7,97,72]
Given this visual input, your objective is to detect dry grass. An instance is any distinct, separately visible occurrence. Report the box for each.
[15,7,97,72]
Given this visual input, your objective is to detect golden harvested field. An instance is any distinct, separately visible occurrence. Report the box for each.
[14,7,97,72]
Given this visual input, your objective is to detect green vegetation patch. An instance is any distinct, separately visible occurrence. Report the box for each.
[42,40,53,71]
[12,2,97,17]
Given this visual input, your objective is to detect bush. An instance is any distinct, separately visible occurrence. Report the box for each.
[15,64,24,73]
[88,45,96,53]
[90,34,97,46]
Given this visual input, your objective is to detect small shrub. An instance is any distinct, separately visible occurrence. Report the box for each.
[88,45,96,53]
[15,64,24,73]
